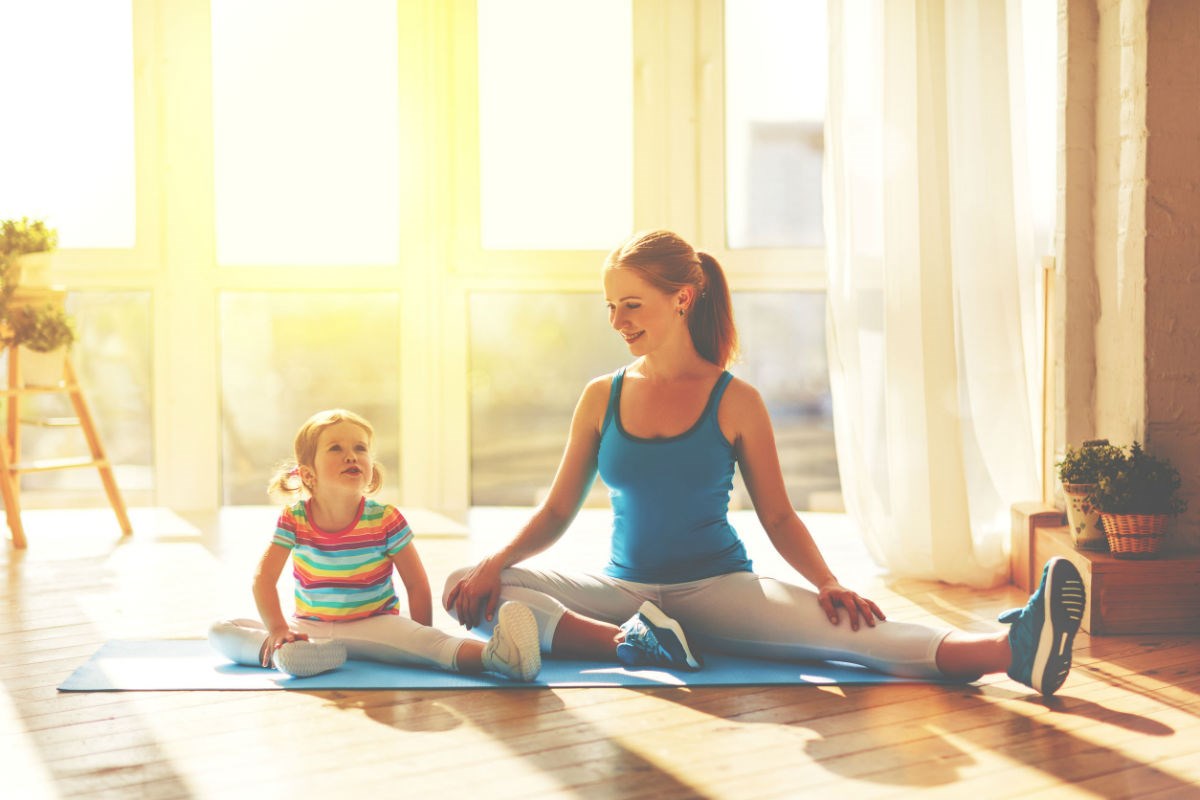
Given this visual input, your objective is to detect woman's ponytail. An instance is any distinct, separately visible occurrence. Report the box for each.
[692,251,738,368]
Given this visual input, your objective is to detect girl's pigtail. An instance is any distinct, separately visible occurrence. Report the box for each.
[267,460,308,505]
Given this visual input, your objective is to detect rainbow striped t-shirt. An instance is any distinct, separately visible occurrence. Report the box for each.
[271,498,413,622]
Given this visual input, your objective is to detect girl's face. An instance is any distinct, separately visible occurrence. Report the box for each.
[305,420,373,498]
[604,268,690,356]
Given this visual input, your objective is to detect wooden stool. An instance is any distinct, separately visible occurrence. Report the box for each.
[0,344,132,548]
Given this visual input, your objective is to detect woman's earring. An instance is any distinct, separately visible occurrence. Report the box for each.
[678,307,686,318]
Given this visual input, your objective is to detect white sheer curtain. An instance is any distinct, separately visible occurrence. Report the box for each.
[824,0,1043,587]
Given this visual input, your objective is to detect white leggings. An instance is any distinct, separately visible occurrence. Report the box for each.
[208,614,464,671]
[442,567,951,679]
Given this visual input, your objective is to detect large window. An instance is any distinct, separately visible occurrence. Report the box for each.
[0,2,841,516]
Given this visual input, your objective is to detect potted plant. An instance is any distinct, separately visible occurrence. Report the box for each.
[0,217,59,288]
[4,301,76,386]
[1056,439,1122,550]
[1090,441,1187,558]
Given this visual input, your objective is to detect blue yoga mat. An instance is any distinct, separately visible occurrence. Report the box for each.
[58,639,940,691]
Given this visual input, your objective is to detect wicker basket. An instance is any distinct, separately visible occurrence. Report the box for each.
[1100,513,1169,558]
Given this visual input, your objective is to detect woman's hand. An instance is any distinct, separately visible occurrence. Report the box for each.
[816,581,886,631]
[443,555,504,630]
[260,628,310,667]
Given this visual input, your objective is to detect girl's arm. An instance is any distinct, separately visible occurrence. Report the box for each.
[252,543,308,665]
[390,541,432,626]
[445,376,610,628]
[725,380,885,630]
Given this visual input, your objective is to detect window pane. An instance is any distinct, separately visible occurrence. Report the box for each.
[731,292,840,511]
[0,1,135,248]
[468,291,840,511]
[220,292,400,504]
[725,0,826,249]
[469,292,626,505]
[15,292,153,501]
[477,0,633,250]
[211,0,400,266]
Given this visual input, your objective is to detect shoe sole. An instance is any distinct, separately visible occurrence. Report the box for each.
[497,602,542,681]
[637,600,702,671]
[1031,557,1086,695]
[273,640,347,678]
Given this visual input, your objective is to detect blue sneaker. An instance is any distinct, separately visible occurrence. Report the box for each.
[999,557,1086,696]
[616,600,702,671]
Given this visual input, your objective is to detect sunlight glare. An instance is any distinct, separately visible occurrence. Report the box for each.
[211,0,400,266]
[477,0,632,250]
[0,0,135,247]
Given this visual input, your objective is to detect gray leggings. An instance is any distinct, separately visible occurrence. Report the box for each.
[442,567,950,679]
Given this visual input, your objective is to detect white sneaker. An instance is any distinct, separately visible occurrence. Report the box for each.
[272,639,347,678]
[481,601,541,681]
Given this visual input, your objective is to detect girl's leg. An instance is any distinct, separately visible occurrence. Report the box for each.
[442,566,647,660]
[212,618,346,677]
[660,573,956,680]
[207,618,270,666]
[310,614,463,670]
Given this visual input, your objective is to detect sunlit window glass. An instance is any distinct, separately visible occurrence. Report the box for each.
[219,292,400,504]
[211,0,400,266]
[725,0,826,249]
[0,0,135,248]
[731,292,840,511]
[14,292,153,501]
[477,0,633,250]
[469,292,627,506]
[468,291,840,511]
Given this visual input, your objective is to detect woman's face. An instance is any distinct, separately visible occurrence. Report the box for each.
[603,268,688,356]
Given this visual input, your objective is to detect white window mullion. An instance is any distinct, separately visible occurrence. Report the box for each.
[156,0,221,511]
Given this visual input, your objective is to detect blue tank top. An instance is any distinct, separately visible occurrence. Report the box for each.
[599,367,753,583]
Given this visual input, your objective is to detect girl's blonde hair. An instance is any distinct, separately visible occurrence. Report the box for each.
[604,229,738,368]
[267,408,385,504]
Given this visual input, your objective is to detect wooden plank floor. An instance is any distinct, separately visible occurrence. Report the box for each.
[4,506,1200,799]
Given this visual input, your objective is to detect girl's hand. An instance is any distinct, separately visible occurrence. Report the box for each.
[816,581,886,631]
[260,628,310,667]
[443,556,504,630]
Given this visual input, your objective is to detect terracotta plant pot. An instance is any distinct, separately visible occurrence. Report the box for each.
[1062,482,1107,551]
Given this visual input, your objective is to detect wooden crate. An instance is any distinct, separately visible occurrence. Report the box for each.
[1013,504,1200,635]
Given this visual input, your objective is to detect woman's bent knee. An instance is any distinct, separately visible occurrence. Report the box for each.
[441,566,472,615]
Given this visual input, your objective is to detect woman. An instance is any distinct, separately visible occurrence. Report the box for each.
[444,230,1084,695]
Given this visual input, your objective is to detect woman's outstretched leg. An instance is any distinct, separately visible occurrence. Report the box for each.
[661,556,1085,694]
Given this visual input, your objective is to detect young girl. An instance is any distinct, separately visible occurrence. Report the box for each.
[444,229,1085,697]
[209,408,541,681]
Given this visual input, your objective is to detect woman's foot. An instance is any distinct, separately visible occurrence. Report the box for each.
[999,557,1086,695]
[482,601,542,681]
[616,600,703,671]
